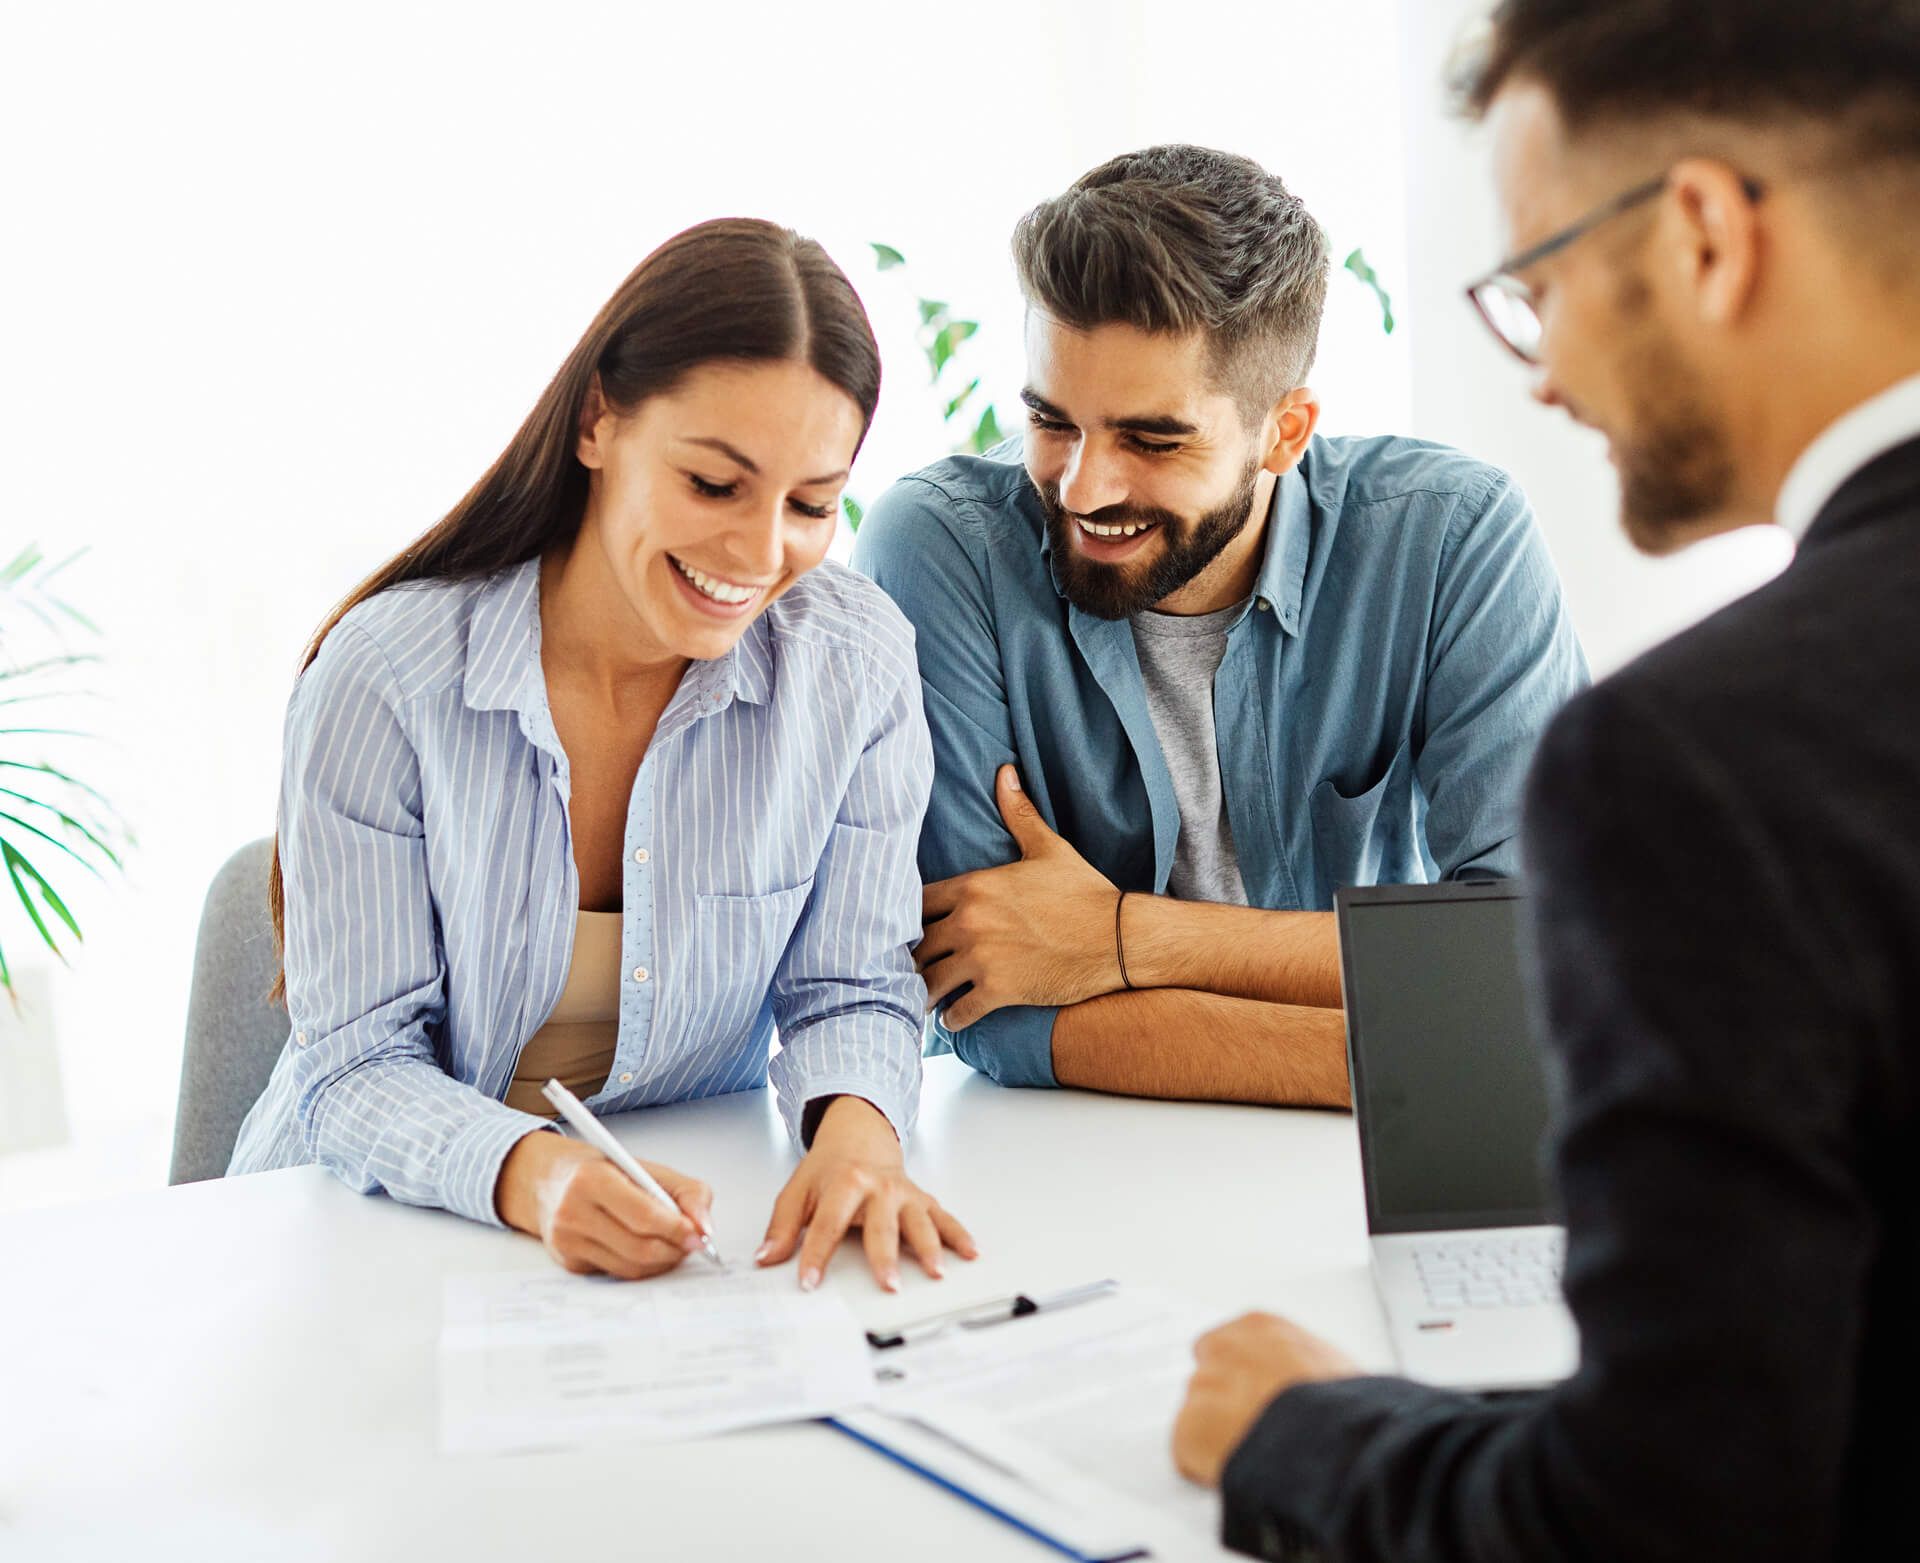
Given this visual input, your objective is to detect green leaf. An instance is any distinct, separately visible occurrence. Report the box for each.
[0,760,119,812]
[917,298,949,326]
[943,377,981,421]
[0,810,109,879]
[969,405,1004,454]
[842,495,865,533]
[0,653,103,681]
[0,789,122,868]
[947,320,978,347]
[1342,247,1396,336]
[871,242,907,271]
[2,840,78,961]
[928,325,955,379]
[0,545,44,586]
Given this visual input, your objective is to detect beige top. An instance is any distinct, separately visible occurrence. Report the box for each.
[503,910,622,1117]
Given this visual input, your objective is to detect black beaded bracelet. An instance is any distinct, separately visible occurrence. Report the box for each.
[1115,890,1134,990]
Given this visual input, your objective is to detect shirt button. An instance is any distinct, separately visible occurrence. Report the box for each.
[295,1031,308,1046]
[1256,598,1271,612]
[634,848,650,865]
[632,966,649,984]
[618,1071,634,1085]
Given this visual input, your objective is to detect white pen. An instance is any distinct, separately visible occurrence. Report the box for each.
[540,1078,725,1268]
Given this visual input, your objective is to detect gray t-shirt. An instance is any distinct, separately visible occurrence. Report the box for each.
[1129,599,1250,905]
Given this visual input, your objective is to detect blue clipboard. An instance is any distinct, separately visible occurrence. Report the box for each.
[826,1411,1153,1562]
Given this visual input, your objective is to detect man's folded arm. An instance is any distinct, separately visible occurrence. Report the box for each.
[1050,988,1349,1107]
[855,476,1350,1097]
[1118,898,1342,1009]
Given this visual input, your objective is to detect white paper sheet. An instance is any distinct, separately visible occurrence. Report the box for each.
[438,1264,872,1455]
[871,1288,1234,1554]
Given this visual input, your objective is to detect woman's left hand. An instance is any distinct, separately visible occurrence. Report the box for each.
[756,1095,977,1292]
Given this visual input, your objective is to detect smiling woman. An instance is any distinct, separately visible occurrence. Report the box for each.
[227,219,975,1295]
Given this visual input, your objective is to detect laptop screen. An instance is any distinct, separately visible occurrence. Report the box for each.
[1337,883,1555,1234]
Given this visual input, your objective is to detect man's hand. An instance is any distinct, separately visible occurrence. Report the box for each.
[917,765,1121,1028]
[756,1096,978,1292]
[1172,1313,1361,1487]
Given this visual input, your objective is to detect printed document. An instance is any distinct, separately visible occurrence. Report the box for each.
[872,1288,1234,1552]
[439,1265,871,1455]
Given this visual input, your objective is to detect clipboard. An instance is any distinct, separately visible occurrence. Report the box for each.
[828,1408,1152,1563]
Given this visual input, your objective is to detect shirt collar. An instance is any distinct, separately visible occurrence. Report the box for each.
[1038,457,1313,636]
[460,554,774,723]
[461,557,543,717]
[1255,462,1311,635]
[1776,371,1920,540]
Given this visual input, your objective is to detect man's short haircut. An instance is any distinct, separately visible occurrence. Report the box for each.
[1011,145,1330,420]
[1458,0,1920,166]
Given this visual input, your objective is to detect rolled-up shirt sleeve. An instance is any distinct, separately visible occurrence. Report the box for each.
[853,477,1062,1089]
[277,624,553,1226]
[767,632,934,1144]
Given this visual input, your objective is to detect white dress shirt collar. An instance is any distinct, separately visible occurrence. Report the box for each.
[1776,372,1920,540]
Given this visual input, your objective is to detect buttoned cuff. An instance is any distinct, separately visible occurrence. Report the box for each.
[933,1002,1058,1089]
[439,1102,563,1229]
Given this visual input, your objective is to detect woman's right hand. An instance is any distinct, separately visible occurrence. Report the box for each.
[495,1130,714,1280]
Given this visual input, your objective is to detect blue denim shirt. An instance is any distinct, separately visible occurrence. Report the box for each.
[852,434,1588,1088]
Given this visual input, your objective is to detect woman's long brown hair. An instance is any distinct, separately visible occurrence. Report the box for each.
[267,219,882,1000]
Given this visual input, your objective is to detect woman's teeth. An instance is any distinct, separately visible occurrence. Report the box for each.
[1080,519,1157,539]
[672,557,758,605]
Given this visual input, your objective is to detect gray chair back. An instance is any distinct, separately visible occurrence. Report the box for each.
[169,838,289,1184]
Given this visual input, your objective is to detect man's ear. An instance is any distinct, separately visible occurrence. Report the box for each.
[1665,157,1765,331]
[1259,386,1321,477]
[576,373,611,470]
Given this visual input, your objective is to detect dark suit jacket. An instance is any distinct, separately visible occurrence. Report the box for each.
[1221,435,1920,1561]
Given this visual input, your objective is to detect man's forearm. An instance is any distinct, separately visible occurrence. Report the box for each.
[1122,900,1343,1009]
[1050,988,1351,1107]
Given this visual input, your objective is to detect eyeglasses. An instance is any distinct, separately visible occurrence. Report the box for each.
[1464,172,1766,365]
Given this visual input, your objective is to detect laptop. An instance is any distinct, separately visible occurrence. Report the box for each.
[1335,880,1579,1393]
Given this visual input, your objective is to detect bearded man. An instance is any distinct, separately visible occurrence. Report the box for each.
[855,143,1586,1103]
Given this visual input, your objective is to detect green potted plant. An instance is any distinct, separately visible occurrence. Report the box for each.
[0,544,128,1000]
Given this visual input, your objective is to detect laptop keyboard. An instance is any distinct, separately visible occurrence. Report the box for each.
[1411,1232,1565,1311]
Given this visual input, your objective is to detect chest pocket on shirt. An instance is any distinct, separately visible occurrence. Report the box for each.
[688,877,816,1044]
[1309,741,1418,894]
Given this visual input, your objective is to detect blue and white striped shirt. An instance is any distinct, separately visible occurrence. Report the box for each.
[228,556,933,1226]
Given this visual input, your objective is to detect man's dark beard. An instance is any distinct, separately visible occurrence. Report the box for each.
[1611,271,1737,555]
[1035,457,1262,619]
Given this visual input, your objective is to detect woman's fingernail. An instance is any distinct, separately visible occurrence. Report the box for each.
[800,1268,820,1292]
[931,1264,945,1280]
[754,1242,772,1263]
[681,1231,702,1252]
[884,1270,900,1293]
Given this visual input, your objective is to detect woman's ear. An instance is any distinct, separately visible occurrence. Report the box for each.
[576,374,611,469]
[1260,386,1321,476]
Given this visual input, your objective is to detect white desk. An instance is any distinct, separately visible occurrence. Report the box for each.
[0,1058,1391,1562]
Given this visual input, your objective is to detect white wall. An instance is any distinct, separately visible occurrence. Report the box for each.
[1395,0,1794,679]
[0,0,1411,1204]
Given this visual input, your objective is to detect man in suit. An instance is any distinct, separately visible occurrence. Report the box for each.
[1170,3,1920,1558]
